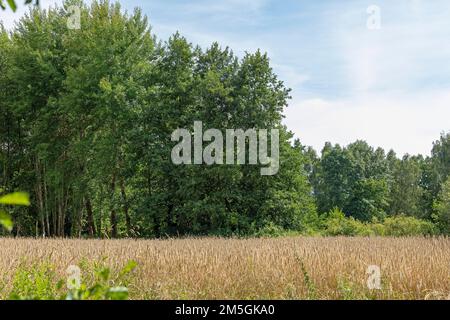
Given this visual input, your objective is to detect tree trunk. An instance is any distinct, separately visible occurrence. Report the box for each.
[98,208,103,238]
[85,197,96,237]
[35,159,46,237]
[53,196,57,236]
[58,197,63,237]
[110,174,117,238]
[120,179,132,236]
[43,165,50,236]
[111,209,117,238]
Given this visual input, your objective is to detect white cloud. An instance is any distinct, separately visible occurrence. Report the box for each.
[272,63,309,89]
[282,0,450,156]
[284,90,450,156]
[0,0,64,30]
[181,0,268,15]
[334,1,450,95]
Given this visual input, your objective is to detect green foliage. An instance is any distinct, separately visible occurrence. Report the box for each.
[300,262,316,300]
[0,191,30,231]
[387,155,424,217]
[7,260,136,300]
[323,208,370,236]
[311,134,450,233]
[314,141,389,222]
[420,133,450,219]
[9,262,58,300]
[433,177,450,234]
[0,192,30,205]
[1,0,449,238]
[66,260,136,300]
[253,222,286,237]
[337,278,359,300]
[0,0,317,238]
[345,178,388,221]
[321,208,436,236]
[382,215,436,236]
[0,211,13,232]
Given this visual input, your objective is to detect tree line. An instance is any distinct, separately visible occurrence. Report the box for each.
[0,0,449,238]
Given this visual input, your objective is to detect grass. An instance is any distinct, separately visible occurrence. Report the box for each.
[0,237,449,300]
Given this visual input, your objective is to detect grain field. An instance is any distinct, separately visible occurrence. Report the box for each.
[0,237,449,300]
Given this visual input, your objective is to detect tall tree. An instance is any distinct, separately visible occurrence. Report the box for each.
[388,155,424,217]
[314,141,389,221]
[433,176,450,234]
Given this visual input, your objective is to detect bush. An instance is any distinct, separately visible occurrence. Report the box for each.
[254,222,287,237]
[323,208,371,236]
[9,262,59,300]
[321,209,436,237]
[367,218,386,236]
[433,177,450,235]
[382,215,436,236]
[7,260,137,300]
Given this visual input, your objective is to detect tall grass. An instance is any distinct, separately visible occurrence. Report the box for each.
[0,237,448,300]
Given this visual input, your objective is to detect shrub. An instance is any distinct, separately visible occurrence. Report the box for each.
[321,209,436,236]
[323,208,371,236]
[367,218,386,236]
[383,215,436,236]
[433,177,450,235]
[66,260,137,300]
[253,222,286,237]
[7,260,137,300]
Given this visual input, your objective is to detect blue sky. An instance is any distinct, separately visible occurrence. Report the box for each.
[2,0,450,155]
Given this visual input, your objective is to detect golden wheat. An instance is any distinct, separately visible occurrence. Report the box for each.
[0,237,448,299]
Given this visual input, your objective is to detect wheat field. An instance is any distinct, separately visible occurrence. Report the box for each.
[0,237,449,300]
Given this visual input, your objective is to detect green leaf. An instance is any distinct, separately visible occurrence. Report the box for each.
[120,260,137,276]
[0,210,13,232]
[107,287,129,300]
[6,0,16,12]
[97,267,110,281]
[0,192,30,206]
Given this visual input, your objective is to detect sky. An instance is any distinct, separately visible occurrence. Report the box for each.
[1,0,450,156]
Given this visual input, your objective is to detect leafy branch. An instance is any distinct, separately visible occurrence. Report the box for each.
[0,0,39,12]
[0,190,30,232]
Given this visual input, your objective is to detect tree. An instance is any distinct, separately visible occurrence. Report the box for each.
[0,191,30,233]
[419,133,450,219]
[131,39,317,236]
[1,0,447,237]
[1,0,317,237]
[388,155,424,217]
[314,140,389,221]
[1,0,156,237]
[433,177,450,234]
[431,133,450,182]
[314,143,352,214]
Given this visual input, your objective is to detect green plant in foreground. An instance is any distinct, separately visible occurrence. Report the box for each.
[8,260,137,300]
[294,255,317,300]
[337,278,364,300]
[9,263,58,300]
[66,260,137,300]
[0,190,30,232]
